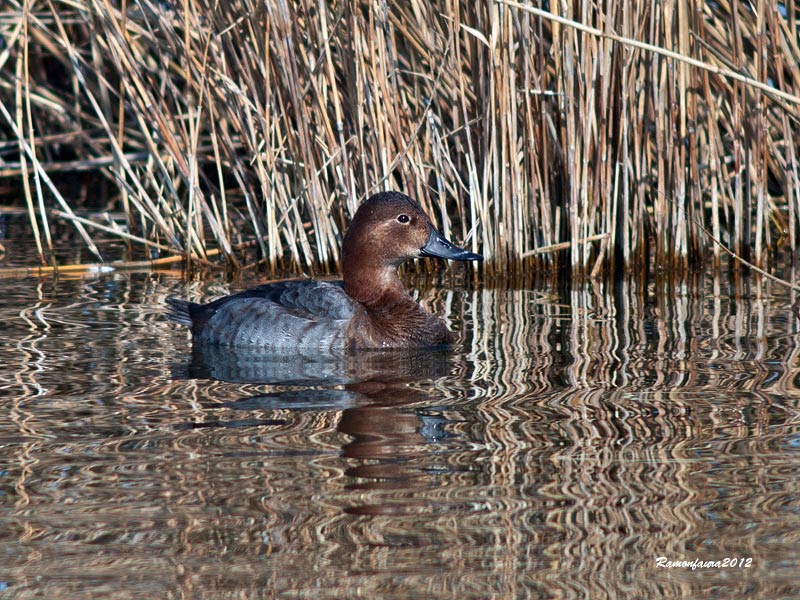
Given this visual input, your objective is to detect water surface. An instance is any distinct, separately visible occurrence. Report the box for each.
[0,270,798,599]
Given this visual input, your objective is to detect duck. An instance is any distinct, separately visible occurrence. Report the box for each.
[166,191,482,351]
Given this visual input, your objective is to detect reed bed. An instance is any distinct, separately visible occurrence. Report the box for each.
[0,0,798,276]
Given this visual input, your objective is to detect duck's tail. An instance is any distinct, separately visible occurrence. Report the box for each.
[165,297,195,327]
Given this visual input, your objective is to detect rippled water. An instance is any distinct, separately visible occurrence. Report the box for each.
[1,268,799,599]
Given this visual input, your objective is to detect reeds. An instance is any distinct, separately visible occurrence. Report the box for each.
[0,0,798,276]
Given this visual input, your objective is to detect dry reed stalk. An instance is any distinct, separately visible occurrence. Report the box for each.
[0,0,797,276]
[14,7,45,266]
[0,253,188,278]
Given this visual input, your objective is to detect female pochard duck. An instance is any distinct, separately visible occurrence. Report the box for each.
[167,192,482,350]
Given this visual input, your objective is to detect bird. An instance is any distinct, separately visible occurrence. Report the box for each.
[166,191,482,351]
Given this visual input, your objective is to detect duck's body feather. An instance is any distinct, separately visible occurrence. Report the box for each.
[167,280,359,351]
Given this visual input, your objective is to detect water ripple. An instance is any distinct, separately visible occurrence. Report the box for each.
[0,273,797,597]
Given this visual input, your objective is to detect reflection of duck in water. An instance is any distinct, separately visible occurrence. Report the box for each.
[175,346,460,515]
[167,192,481,351]
[178,344,453,387]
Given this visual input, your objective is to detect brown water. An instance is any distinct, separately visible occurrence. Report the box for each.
[1,267,799,599]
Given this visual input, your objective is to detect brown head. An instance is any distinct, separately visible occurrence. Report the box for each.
[342,192,482,307]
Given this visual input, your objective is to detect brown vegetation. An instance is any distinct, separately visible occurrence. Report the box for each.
[0,0,798,276]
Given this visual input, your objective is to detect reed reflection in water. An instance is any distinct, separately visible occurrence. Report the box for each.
[0,272,798,598]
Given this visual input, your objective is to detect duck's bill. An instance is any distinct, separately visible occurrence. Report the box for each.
[420,228,483,261]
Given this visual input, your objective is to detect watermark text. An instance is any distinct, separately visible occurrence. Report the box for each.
[656,557,753,570]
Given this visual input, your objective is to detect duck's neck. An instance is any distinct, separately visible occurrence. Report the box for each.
[344,261,409,309]
[343,262,452,347]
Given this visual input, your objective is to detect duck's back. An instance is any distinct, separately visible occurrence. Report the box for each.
[167,280,359,351]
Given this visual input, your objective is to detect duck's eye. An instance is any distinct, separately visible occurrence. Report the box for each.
[397,214,410,224]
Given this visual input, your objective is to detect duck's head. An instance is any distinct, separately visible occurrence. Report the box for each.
[342,192,482,274]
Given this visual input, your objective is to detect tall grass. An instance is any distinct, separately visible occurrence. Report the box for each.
[0,0,798,276]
